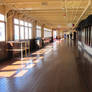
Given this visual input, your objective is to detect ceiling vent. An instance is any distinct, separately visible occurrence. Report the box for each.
[41,2,48,6]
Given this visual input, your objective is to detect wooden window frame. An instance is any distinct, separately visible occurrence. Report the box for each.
[0,16,6,42]
[14,18,33,41]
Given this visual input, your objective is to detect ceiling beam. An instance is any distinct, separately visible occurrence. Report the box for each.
[75,0,91,26]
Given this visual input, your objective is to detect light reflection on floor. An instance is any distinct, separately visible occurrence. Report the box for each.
[0,43,54,78]
[0,71,16,77]
[14,70,28,77]
[25,64,36,69]
[13,61,32,65]
[1,65,25,71]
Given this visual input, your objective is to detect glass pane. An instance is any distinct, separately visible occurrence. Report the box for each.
[25,27,28,39]
[20,26,24,40]
[29,28,32,39]
[0,22,5,41]
[36,25,41,29]
[36,29,41,37]
[29,23,32,27]
[20,20,24,25]
[25,22,28,26]
[53,31,57,38]
[14,18,19,24]
[14,25,19,40]
[44,28,48,31]
[0,14,4,21]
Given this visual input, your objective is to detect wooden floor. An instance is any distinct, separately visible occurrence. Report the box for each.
[0,39,91,92]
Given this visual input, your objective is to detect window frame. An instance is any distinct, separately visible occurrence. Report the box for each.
[14,18,33,41]
[0,14,6,42]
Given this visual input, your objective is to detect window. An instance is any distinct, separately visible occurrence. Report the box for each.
[48,29,52,37]
[14,18,33,40]
[0,23,5,41]
[44,28,52,38]
[36,25,41,38]
[14,25,19,40]
[28,23,32,39]
[0,14,5,41]
[14,18,20,40]
[20,26,24,40]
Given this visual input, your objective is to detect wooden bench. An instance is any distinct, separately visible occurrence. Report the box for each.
[7,41,30,60]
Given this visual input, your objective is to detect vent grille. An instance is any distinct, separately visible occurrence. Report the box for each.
[41,2,48,6]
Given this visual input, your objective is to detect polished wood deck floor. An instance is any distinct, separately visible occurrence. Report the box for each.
[0,39,91,92]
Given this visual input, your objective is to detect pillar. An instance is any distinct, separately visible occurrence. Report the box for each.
[32,20,37,39]
[6,10,14,41]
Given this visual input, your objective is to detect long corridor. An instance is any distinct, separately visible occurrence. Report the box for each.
[0,40,91,92]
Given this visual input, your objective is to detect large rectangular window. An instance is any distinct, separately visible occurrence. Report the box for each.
[44,28,52,38]
[0,14,5,41]
[36,25,41,38]
[14,18,33,40]
[0,22,5,41]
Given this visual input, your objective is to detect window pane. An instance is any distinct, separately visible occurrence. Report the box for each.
[44,28,48,38]
[20,26,24,40]
[0,14,4,21]
[36,25,41,29]
[25,22,28,26]
[29,28,32,39]
[14,25,19,40]
[14,18,19,24]
[29,23,32,27]
[44,31,47,38]
[36,29,41,37]
[0,22,5,41]
[53,31,57,38]
[36,25,41,38]
[25,27,28,39]
[20,20,24,25]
